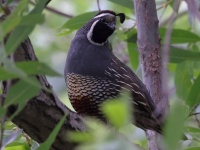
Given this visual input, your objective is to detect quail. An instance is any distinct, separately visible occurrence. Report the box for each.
[65,10,162,133]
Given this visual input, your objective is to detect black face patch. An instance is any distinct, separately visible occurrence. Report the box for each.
[86,10,125,45]
[91,20,115,44]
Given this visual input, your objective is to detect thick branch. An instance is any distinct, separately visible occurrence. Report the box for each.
[2,38,85,150]
[133,0,167,150]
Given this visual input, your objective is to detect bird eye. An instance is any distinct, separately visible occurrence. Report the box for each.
[101,18,106,23]
[101,15,115,23]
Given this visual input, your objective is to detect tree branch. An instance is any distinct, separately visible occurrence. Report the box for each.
[162,0,181,112]
[29,1,73,18]
[97,0,101,11]
[133,0,166,149]
[2,38,85,150]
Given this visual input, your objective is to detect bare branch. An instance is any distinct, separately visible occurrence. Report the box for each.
[97,0,101,11]
[195,115,200,128]
[188,112,200,117]
[161,0,181,111]
[133,0,164,149]
[29,1,73,18]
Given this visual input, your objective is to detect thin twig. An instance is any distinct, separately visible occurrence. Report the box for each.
[157,0,173,11]
[29,1,73,18]
[97,0,101,11]
[188,104,199,117]
[45,5,73,18]
[189,112,200,117]
[159,10,187,26]
[195,114,200,128]
[0,115,6,150]
[162,0,181,106]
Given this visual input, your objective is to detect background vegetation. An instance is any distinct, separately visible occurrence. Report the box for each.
[0,0,200,150]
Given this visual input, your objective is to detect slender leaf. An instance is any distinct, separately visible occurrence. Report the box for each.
[185,126,200,133]
[101,94,131,129]
[62,11,97,30]
[5,14,44,55]
[128,28,200,45]
[170,47,200,63]
[37,115,66,150]
[4,79,40,107]
[1,130,22,150]
[4,143,29,150]
[184,147,200,150]
[160,28,200,44]
[5,0,48,55]
[164,100,187,150]
[186,74,200,107]
[108,0,133,9]
[0,106,6,118]
[0,61,60,80]
[1,0,28,37]
[174,62,193,100]
[127,42,139,70]
[20,14,45,26]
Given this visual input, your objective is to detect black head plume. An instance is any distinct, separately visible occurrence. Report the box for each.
[116,13,126,23]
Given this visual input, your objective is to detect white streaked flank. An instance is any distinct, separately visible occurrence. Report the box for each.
[112,58,118,64]
[105,70,111,76]
[138,101,147,106]
[120,66,128,73]
[122,74,140,88]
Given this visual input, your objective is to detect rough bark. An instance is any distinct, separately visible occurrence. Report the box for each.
[133,0,168,150]
[1,38,85,150]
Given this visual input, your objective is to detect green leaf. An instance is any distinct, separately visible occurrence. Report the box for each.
[4,79,40,107]
[170,47,200,63]
[37,114,66,150]
[184,147,200,150]
[174,62,193,100]
[126,31,137,43]
[20,14,45,26]
[160,28,200,44]
[1,130,22,150]
[68,132,93,143]
[16,61,60,76]
[4,142,30,150]
[5,14,44,55]
[62,11,97,30]
[127,42,139,70]
[0,106,6,118]
[5,0,48,55]
[101,94,131,129]
[108,0,134,9]
[185,126,200,133]
[1,0,28,38]
[164,100,187,150]
[0,61,60,80]
[186,74,200,107]
[127,28,200,44]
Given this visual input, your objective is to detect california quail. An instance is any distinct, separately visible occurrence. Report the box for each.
[65,10,162,133]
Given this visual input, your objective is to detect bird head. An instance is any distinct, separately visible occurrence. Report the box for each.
[78,10,125,46]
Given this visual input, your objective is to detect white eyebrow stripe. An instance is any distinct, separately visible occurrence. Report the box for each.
[94,13,115,19]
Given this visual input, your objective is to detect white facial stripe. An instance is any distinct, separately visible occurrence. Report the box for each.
[94,13,115,19]
[87,20,105,46]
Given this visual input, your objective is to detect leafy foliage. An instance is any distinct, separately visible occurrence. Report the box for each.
[1,0,200,150]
